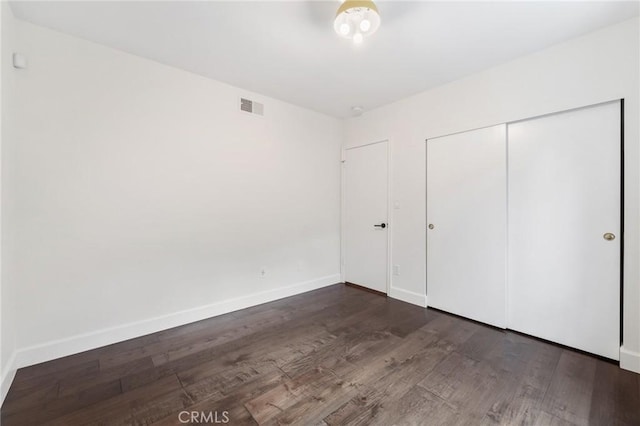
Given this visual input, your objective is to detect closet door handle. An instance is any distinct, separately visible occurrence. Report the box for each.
[374,223,387,229]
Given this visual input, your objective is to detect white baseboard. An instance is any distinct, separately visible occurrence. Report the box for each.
[620,345,640,373]
[15,274,341,370]
[389,286,427,308]
[1,351,17,407]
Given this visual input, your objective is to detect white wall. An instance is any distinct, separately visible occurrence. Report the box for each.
[0,0,3,392]
[344,17,640,372]
[3,18,342,369]
[1,0,18,404]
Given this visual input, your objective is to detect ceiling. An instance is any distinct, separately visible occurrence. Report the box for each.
[9,1,640,118]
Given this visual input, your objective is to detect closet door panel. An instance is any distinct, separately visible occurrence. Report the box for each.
[427,125,507,328]
[508,101,620,360]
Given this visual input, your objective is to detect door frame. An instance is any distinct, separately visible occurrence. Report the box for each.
[341,139,392,295]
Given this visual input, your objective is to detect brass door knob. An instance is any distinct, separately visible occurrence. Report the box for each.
[603,233,615,241]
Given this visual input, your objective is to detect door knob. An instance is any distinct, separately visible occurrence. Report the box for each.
[374,223,387,229]
[603,232,615,241]
[428,224,434,229]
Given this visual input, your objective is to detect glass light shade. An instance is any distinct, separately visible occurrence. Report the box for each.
[334,0,380,42]
[353,32,363,44]
[339,23,350,36]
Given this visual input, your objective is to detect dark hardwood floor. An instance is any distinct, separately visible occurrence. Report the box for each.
[2,284,639,425]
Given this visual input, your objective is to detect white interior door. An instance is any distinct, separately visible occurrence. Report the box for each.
[344,141,389,293]
[427,125,507,328]
[508,101,621,360]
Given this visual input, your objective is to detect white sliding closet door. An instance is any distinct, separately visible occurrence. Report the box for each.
[508,101,620,360]
[427,125,507,328]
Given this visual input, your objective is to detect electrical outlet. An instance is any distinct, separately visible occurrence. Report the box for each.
[393,265,400,276]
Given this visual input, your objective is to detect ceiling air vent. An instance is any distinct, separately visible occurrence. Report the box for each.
[239,98,264,116]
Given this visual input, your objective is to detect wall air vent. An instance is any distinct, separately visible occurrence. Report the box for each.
[239,98,264,116]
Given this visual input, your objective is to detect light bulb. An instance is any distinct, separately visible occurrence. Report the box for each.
[360,19,371,32]
[339,23,350,36]
[353,32,363,44]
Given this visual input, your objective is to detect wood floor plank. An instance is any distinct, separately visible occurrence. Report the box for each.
[588,359,640,425]
[12,332,160,387]
[180,361,277,403]
[120,320,332,392]
[481,336,563,425]
[149,312,289,367]
[152,369,286,426]
[371,385,460,426]
[422,309,484,345]
[417,349,521,424]
[245,356,352,424]
[265,372,363,426]
[46,374,188,426]
[0,381,59,416]
[456,324,507,362]
[539,350,598,424]
[243,372,321,423]
[174,327,337,390]
[151,403,255,426]
[58,356,154,398]
[2,284,638,426]
[490,332,562,389]
[279,328,399,380]
[481,382,547,426]
[320,328,447,424]
[100,308,287,369]
[534,410,580,426]
[3,359,100,404]
[3,378,122,425]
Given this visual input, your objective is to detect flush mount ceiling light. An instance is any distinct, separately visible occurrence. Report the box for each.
[334,0,381,45]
